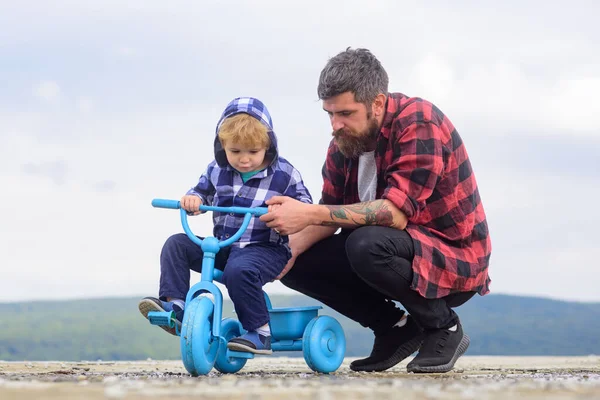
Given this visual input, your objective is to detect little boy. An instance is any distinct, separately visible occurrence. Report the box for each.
[139,97,312,354]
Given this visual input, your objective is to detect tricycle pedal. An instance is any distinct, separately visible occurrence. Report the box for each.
[148,311,176,328]
[227,350,255,359]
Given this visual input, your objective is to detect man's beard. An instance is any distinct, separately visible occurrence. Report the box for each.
[332,116,380,159]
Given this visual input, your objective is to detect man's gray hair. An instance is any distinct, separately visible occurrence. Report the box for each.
[317,47,389,104]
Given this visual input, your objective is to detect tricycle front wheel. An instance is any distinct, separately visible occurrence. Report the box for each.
[180,296,219,376]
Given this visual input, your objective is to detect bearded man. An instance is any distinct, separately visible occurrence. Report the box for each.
[260,48,492,373]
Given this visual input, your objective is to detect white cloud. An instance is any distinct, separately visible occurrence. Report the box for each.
[408,54,456,101]
[402,57,600,137]
[33,81,61,103]
[114,45,141,59]
[545,77,600,133]
[21,160,68,185]
[75,96,94,114]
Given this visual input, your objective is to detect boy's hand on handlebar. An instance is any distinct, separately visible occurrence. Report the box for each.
[181,195,202,215]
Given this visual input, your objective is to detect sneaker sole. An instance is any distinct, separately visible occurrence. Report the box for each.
[350,336,423,372]
[407,333,470,373]
[138,299,179,336]
[227,342,273,355]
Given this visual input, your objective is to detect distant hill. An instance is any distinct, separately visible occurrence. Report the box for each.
[0,294,598,361]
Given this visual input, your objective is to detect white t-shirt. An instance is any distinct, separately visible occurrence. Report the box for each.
[358,151,377,202]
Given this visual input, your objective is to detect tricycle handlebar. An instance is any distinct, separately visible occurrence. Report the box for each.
[151,198,268,216]
[151,198,269,250]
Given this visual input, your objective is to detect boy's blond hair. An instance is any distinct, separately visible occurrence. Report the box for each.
[218,113,270,149]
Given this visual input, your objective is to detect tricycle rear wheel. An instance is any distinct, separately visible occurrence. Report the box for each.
[302,315,346,373]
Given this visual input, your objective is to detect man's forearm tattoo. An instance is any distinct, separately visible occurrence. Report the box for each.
[322,200,396,228]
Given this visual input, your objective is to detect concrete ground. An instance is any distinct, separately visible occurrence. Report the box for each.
[1,356,599,399]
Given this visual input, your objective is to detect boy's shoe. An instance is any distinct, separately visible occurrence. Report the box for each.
[407,320,470,373]
[350,316,423,372]
[227,331,272,355]
[138,297,183,336]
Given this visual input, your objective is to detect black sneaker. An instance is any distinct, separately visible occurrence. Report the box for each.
[350,316,423,372]
[138,296,182,336]
[407,320,470,373]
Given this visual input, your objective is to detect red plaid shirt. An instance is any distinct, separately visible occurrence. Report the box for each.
[321,93,491,299]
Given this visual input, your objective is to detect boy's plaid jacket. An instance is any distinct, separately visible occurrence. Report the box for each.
[188,97,312,247]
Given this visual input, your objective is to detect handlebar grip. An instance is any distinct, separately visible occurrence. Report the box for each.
[151,199,181,209]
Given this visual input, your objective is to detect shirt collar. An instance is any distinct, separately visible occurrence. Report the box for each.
[379,93,404,139]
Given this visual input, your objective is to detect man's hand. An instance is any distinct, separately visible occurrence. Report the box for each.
[273,225,338,281]
[180,195,202,215]
[260,196,314,235]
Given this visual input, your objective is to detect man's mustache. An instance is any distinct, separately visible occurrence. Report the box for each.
[332,129,351,139]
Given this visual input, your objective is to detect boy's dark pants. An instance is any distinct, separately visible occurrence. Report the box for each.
[159,233,289,331]
[281,226,475,334]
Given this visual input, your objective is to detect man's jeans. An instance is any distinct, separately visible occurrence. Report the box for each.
[281,226,475,333]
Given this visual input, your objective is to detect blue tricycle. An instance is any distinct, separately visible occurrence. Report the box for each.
[147,198,346,375]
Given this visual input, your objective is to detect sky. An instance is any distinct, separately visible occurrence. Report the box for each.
[1,1,599,303]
